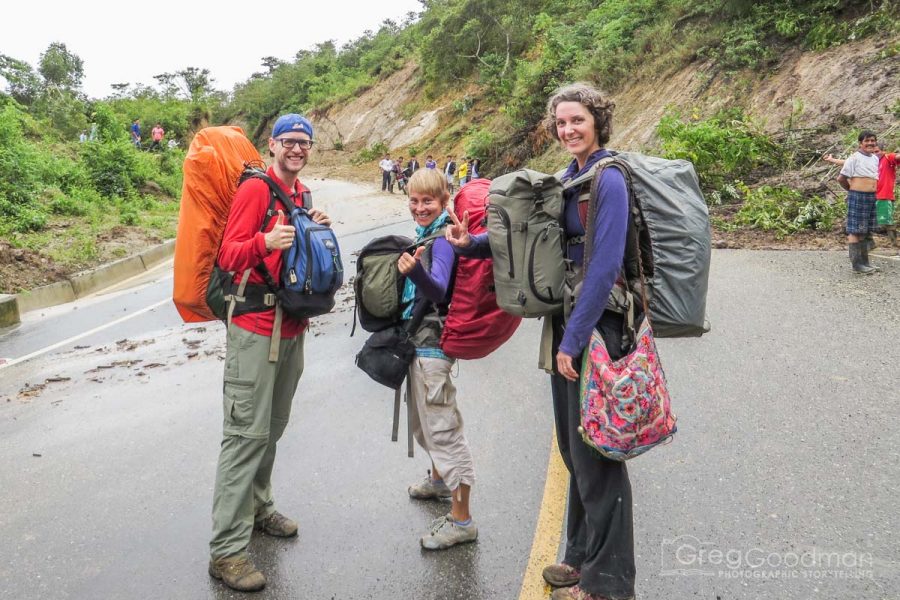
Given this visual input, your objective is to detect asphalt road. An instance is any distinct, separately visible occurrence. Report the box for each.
[1,180,899,599]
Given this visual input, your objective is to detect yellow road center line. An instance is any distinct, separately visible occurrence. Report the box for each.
[518,429,569,600]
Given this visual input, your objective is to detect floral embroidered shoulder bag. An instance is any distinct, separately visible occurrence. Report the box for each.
[577,166,677,461]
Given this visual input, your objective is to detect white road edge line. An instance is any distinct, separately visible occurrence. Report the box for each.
[871,253,900,261]
[0,297,171,370]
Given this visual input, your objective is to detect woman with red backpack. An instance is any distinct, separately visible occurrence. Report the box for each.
[398,168,479,551]
[445,82,637,600]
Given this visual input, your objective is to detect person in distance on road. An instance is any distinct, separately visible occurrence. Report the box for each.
[835,131,881,273]
[825,139,899,253]
[443,155,457,194]
[379,153,394,192]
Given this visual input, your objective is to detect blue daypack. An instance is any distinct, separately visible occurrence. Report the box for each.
[248,171,343,319]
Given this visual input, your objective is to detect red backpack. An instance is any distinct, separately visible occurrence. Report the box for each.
[440,179,521,359]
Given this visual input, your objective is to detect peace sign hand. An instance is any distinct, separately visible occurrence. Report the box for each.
[444,210,471,248]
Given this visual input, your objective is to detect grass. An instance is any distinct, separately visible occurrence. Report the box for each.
[5,198,179,270]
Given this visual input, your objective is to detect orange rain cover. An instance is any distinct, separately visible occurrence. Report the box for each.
[172,126,262,322]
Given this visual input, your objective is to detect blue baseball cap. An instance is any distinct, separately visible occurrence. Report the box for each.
[272,113,313,139]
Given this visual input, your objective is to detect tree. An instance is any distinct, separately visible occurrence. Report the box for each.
[38,42,84,90]
[110,83,131,99]
[153,73,179,99]
[260,56,284,74]
[177,67,215,103]
[0,54,41,105]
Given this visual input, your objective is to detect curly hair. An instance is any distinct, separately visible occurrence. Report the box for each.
[543,82,615,148]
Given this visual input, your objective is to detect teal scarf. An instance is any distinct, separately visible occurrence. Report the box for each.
[401,210,451,320]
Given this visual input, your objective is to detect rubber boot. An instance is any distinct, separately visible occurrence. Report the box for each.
[850,242,875,274]
[865,233,876,251]
[860,240,880,272]
[887,227,898,253]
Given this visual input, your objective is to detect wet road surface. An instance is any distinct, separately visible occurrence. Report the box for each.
[1,178,899,599]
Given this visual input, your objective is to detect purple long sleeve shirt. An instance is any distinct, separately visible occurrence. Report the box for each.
[460,149,628,356]
[557,150,628,356]
[406,237,456,305]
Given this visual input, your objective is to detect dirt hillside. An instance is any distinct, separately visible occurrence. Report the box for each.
[310,37,899,156]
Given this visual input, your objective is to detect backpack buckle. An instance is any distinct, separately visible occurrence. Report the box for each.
[263,293,276,306]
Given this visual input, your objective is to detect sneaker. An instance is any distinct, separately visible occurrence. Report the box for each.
[420,515,478,550]
[208,553,266,592]
[550,586,633,600]
[408,472,452,500]
[542,563,581,588]
[254,511,298,537]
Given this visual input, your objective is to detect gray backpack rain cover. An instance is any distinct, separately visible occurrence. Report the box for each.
[609,152,711,337]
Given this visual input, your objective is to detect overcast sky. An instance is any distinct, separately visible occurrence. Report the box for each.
[2,0,423,99]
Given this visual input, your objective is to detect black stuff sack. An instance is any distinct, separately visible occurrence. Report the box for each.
[355,326,416,390]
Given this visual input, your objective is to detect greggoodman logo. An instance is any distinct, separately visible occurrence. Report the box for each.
[660,535,874,580]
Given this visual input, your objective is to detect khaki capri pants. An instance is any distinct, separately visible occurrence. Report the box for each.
[408,356,475,492]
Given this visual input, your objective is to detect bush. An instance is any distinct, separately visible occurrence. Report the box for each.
[733,183,841,236]
[78,140,143,197]
[355,141,389,163]
[656,108,781,196]
[0,104,50,231]
[119,203,140,226]
[49,190,89,216]
[464,127,496,161]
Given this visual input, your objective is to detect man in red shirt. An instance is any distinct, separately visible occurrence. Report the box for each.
[209,113,331,592]
[875,141,898,249]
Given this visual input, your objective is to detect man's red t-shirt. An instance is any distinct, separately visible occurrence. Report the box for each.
[877,153,898,201]
[217,167,307,338]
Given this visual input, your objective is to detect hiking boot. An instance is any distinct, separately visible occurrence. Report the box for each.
[254,511,298,537]
[542,563,581,588]
[420,514,478,550]
[408,472,452,500]
[849,242,875,274]
[208,554,266,592]
[550,585,633,600]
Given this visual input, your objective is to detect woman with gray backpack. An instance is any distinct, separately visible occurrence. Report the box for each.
[445,82,638,600]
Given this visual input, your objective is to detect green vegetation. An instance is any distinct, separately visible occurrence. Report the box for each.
[355,141,390,164]
[0,98,183,239]
[0,43,187,277]
[656,108,782,194]
[733,183,843,237]
[1,0,897,272]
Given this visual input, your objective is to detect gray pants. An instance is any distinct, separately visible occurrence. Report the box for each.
[409,356,475,491]
[209,324,305,559]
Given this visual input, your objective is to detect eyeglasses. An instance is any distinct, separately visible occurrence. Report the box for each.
[277,138,314,150]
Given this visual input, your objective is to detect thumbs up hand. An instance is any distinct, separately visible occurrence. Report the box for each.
[397,246,425,275]
[264,210,295,251]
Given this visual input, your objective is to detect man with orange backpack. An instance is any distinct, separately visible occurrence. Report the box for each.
[207,114,332,593]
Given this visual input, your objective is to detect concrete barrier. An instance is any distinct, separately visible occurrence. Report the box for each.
[69,255,147,298]
[0,294,20,328]
[9,239,176,325]
[16,280,77,314]
[140,239,176,269]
